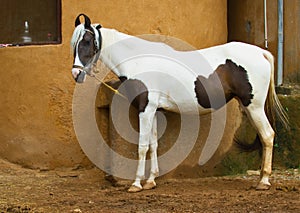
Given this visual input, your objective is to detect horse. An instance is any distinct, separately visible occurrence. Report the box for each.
[70,14,288,192]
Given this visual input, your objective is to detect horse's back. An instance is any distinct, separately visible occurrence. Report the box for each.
[118,40,273,113]
[199,42,272,92]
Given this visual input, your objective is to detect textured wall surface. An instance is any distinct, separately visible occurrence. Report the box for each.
[228,0,300,83]
[0,0,230,175]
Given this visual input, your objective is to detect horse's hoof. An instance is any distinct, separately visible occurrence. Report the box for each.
[143,181,156,190]
[128,185,143,193]
[256,182,271,190]
[104,175,118,187]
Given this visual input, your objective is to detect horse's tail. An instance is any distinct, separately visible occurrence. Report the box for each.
[263,51,289,130]
[235,51,289,152]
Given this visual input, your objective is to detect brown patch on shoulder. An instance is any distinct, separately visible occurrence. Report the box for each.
[118,76,149,113]
[194,59,253,109]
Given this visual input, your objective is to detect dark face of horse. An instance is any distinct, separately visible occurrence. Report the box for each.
[71,14,102,83]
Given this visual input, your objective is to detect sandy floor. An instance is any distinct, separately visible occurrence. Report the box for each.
[0,159,299,213]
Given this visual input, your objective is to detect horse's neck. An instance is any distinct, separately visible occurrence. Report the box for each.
[100,28,131,49]
[100,28,132,76]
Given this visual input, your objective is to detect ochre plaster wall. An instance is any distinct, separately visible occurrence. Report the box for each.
[228,0,300,83]
[0,0,229,172]
[228,0,278,79]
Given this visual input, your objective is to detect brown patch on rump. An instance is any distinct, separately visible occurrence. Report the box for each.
[119,76,149,113]
[194,59,253,109]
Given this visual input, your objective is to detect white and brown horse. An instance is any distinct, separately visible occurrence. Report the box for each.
[70,14,288,192]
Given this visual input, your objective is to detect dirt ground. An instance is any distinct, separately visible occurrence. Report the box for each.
[0,160,299,213]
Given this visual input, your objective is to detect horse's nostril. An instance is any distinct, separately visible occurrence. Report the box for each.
[75,70,86,83]
[72,68,80,79]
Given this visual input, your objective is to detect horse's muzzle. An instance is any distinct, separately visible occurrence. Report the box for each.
[72,68,86,83]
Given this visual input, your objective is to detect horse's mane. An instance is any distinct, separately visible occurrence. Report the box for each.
[70,24,84,53]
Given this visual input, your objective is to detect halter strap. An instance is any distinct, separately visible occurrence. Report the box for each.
[72,65,84,70]
[84,29,95,35]
[72,65,126,99]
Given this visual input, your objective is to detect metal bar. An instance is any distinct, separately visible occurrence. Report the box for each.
[277,0,284,85]
[264,0,268,49]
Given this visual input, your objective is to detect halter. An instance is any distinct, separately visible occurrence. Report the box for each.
[85,27,102,54]
[72,25,102,76]
[83,27,102,64]
[72,26,127,99]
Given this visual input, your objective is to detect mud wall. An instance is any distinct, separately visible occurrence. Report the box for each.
[0,0,232,175]
[228,0,300,83]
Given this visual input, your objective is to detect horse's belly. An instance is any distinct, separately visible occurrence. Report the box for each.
[158,93,214,115]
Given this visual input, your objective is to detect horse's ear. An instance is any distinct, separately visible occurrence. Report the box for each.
[75,14,83,27]
[83,14,91,28]
[75,14,91,28]
[96,24,102,30]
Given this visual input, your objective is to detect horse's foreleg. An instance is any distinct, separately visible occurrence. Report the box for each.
[245,107,275,190]
[128,106,156,193]
[143,114,159,190]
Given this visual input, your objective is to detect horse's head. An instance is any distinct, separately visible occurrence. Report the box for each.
[71,14,102,83]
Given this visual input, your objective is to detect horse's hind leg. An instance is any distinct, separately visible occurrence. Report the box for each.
[244,105,275,190]
[143,114,159,190]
